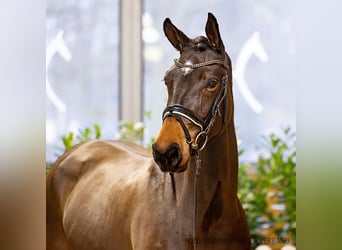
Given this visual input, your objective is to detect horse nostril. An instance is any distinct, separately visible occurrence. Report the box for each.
[152,143,166,169]
[152,143,163,160]
[152,143,182,172]
[166,144,181,167]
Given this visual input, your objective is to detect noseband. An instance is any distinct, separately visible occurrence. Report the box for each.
[162,58,229,153]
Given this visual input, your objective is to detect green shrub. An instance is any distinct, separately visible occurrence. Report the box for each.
[60,124,102,151]
[238,127,296,244]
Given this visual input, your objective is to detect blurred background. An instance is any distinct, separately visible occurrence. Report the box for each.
[46,0,295,163]
[46,0,296,249]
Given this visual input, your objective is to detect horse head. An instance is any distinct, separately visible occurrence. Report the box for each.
[152,13,233,173]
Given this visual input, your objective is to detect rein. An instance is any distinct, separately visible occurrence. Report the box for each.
[165,58,229,250]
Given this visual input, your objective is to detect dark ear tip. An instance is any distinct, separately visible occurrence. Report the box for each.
[207,12,216,20]
[164,18,172,26]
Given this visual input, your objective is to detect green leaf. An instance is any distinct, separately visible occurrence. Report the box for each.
[94,124,101,139]
[144,111,152,120]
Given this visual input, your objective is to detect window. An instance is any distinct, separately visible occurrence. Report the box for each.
[46,0,120,162]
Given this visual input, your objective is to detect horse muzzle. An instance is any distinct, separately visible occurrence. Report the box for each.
[152,117,191,173]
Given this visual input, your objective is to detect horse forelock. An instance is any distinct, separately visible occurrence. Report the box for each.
[187,35,227,55]
[180,36,228,65]
[191,36,211,51]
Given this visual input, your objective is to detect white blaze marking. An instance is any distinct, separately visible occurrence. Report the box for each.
[182,60,193,75]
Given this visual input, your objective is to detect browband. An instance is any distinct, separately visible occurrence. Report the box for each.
[174,58,229,70]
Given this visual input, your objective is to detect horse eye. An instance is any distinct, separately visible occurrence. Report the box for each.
[163,79,168,86]
[206,79,218,90]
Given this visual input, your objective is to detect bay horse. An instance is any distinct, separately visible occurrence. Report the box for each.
[46,13,251,250]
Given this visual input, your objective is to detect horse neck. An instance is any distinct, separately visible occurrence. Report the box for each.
[176,120,239,222]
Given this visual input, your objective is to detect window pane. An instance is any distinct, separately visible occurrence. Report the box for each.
[143,1,295,162]
[46,0,120,163]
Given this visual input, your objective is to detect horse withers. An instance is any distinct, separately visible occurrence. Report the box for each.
[46,13,251,250]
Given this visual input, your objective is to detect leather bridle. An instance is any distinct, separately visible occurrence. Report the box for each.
[162,58,229,153]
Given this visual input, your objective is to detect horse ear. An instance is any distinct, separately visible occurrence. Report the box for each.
[205,13,225,52]
[163,18,190,52]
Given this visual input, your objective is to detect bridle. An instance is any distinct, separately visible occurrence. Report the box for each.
[163,58,229,153]
[163,57,229,250]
